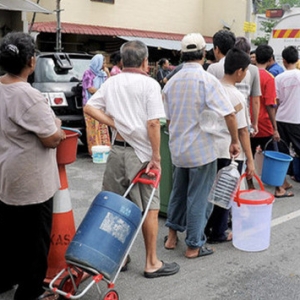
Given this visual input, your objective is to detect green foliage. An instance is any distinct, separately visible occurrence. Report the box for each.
[255,0,300,13]
[252,0,300,45]
[280,0,300,7]
[252,19,277,46]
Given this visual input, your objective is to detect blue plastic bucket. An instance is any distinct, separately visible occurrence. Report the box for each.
[65,191,142,280]
[261,150,293,186]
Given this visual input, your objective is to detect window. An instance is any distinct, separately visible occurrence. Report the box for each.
[91,0,115,3]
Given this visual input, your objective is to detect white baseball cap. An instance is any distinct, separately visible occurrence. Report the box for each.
[181,33,206,53]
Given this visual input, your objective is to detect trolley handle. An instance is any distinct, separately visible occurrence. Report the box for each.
[131,168,161,189]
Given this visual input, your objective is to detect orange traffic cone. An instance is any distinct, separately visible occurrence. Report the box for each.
[45,164,76,281]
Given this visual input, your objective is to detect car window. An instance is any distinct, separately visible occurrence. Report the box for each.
[34,57,91,83]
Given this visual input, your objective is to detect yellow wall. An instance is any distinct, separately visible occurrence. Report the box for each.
[31,0,249,38]
[202,0,248,37]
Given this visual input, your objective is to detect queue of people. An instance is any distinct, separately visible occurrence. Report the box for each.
[1,28,300,300]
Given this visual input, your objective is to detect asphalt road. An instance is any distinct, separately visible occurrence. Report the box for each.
[1,144,300,300]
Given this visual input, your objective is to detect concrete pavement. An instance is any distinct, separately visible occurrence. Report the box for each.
[1,145,300,300]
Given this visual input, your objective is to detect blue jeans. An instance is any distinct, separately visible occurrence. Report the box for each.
[165,160,217,249]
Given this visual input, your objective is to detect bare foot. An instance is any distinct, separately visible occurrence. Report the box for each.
[164,235,178,250]
[164,228,178,250]
[185,247,200,258]
[144,260,163,273]
[282,182,292,190]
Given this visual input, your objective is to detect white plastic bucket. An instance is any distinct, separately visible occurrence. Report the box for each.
[232,173,275,252]
[91,145,110,164]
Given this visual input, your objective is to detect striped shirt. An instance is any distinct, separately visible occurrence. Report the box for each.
[163,62,235,168]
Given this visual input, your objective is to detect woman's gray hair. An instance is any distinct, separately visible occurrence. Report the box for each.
[120,40,148,68]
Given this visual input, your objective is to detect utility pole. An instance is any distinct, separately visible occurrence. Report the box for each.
[55,0,63,52]
[245,0,252,40]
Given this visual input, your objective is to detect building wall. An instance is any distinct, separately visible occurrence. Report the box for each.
[202,0,248,37]
[32,0,203,34]
[31,0,249,38]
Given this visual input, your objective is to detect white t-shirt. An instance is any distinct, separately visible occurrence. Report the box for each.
[275,69,300,124]
[216,83,248,161]
[88,71,165,162]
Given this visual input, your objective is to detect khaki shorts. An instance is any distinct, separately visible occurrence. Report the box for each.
[102,145,160,211]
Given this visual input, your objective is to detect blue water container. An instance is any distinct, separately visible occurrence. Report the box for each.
[65,191,142,280]
[261,151,293,186]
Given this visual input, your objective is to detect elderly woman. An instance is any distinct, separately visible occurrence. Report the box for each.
[0,32,64,300]
[82,54,111,155]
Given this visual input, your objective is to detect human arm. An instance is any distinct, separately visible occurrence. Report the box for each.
[250,95,260,136]
[163,64,184,84]
[38,117,65,149]
[224,112,240,158]
[87,86,98,95]
[146,118,161,173]
[83,104,115,129]
[238,127,255,179]
[266,105,280,142]
[249,65,261,136]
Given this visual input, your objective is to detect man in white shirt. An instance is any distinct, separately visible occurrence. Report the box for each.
[274,46,300,198]
[84,40,180,279]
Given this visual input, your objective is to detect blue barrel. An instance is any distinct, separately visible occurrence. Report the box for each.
[261,151,293,186]
[65,191,142,280]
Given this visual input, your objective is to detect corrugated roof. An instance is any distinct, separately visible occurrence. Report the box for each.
[30,22,213,44]
[0,0,51,13]
[119,36,181,51]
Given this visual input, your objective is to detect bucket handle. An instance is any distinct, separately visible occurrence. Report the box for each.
[61,126,82,137]
[264,138,289,152]
[235,173,264,207]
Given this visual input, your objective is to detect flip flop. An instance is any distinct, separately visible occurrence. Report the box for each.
[185,246,214,259]
[283,184,293,190]
[275,191,294,198]
[164,235,178,250]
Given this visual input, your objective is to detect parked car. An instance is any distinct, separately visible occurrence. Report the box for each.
[28,52,92,145]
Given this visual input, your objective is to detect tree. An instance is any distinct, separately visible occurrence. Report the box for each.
[252,0,300,45]
[255,0,300,13]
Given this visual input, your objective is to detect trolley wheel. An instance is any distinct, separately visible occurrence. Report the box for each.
[57,274,79,299]
[101,289,119,300]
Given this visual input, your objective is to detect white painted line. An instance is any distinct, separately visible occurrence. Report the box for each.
[271,210,300,227]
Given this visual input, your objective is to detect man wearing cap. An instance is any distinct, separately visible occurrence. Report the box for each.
[163,33,240,258]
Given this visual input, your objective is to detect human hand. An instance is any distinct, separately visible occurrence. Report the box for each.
[250,124,259,137]
[229,143,240,159]
[273,130,280,142]
[60,129,67,140]
[245,160,255,179]
[146,157,161,175]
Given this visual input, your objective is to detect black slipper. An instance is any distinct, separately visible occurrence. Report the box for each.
[163,235,179,250]
[144,261,180,278]
[275,191,294,198]
[185,246,214,259]
[121,255,131,272]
